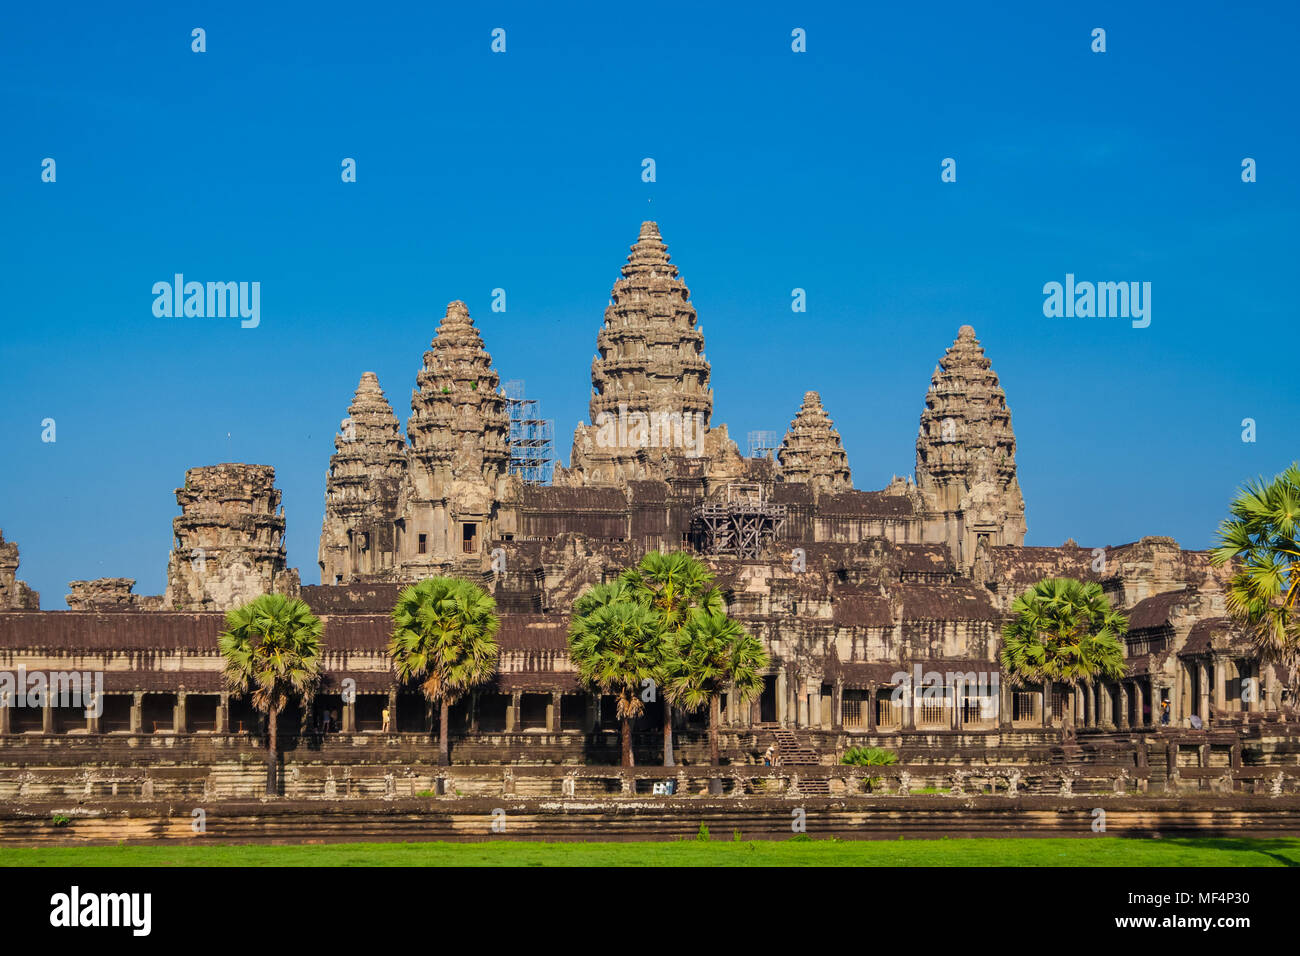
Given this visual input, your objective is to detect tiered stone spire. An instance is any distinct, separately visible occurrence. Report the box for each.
[407,301,509,485]
[559,222,739,486]
[397,301,510,571]
[778,391,853,494]
[915,326,1026,564]
[318,373,408,583]
[588,221,712,426]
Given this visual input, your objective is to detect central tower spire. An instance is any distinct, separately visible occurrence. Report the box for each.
[588,221,712,426]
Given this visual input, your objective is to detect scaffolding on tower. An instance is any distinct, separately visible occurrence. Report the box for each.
[503,380,555,485]
[693,483,787,558]
[747,430,780,459]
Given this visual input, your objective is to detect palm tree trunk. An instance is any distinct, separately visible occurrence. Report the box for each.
[663,704,674,767]
[621,716,633,767]
[709,691,721,766]
[439,698,450,767]
[266,704,278,796]
[1065,682,1077,738]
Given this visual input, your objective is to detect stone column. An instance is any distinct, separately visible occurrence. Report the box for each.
[1118,684,1130,730]
[0,692,10,734]
[866,682,878,733]
[1199,662,1211,722]
[550,691,561,732]
[342,698,356,733]
[998,678,1011,730]
[1041,683,1052,729]
[86,692,99,734]
[175,692,187,734]
[130,692,143,733]
[902,682,915,731]
[1264,665,1278,711]
[586,693,599,733]
[797,687,809,729]
[776,668,789,728]
[1214,658,1227,717]
[1245,662,1258,713]
[387,688,398,734]
[951,680,962,731]
[508,691,521,732]
[217,692,229,733]
[1100,683,1114,729]
[1135,681,1147,729]
[833,678,844,731]
[42,697,53,734]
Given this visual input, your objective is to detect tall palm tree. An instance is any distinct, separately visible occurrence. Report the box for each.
[567,598,663,767]
[663,610,768,765]
[621,551,723,765]
[219,593,324,795]
[1000,577,1127,735]
[390,577,500,767]
[1211,463,1300,703]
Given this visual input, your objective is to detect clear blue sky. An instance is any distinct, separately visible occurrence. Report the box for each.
[2,2,1296,606]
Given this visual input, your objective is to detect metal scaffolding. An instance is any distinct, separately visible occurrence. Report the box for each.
[503,380,555,485]
[747,429,780,459]
[693,483,787,558]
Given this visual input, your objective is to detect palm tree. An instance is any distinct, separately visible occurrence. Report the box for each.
[568,598,663,767]
[390,577,500,767]
[1211,463,1300,704]
[621,551,723,765]
[219,593,324,796]
[1000,578,1128,735]
[663,610,768,766]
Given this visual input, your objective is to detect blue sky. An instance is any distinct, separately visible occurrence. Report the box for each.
[2,1,1296,606]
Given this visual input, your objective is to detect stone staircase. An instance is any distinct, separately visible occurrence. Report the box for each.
[773,729,829,794]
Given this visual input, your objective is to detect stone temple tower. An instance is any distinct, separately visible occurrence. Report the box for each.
[318,372,408,584]
[164,464,300,610]
[396,300,510,573]
[915,326,1026,566]
[777,391,853,494]
[560,221,740,486]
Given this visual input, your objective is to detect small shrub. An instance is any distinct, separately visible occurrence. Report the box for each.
[51,814,71,827]
[733,829,742,842]
[840,746,899,767]
[696,823,710,841]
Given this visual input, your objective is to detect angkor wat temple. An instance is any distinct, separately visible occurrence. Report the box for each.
[0,223,1285,799]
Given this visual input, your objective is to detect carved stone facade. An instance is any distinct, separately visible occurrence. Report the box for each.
[0,531,39,610]
[164,464,300,611]
[915,325,1027,565]
[778,391,853,495]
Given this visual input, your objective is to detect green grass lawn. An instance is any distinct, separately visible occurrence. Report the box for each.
[5,837,1299,867]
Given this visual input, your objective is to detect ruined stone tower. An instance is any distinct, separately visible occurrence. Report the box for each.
[318,372,408,584]
[559,221,740,486]
[0,530,39,609]
[915,325,1026,566]
[396,301,510,573]
[164,464,301,610]
[778,391,853,494]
